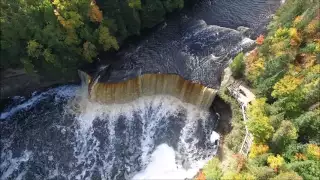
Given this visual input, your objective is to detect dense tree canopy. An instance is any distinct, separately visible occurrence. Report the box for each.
[0,0,191,79]
[202,0,320,179]
[238,0,319,179]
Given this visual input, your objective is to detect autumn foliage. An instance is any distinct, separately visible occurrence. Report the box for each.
[88,2,103,23]
[272,75,303,98]
[256,35,265,45]
[224,0,319,179]
[245,49,265,83]
[233,153,247,172]
[267,155,285,172]
[249,143,269,158]
[294,153,307,161]
[196,170,206,180]
[306,144,320,160]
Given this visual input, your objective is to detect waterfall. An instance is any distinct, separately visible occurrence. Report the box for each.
[71,94,220,179]
[79,70,217,109]
[0,85,220,179]
[0,0,281,179]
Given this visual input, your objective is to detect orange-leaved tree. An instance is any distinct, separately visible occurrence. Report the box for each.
[196,170,206,180]
[256,35,265,45]
[88,1,103,23]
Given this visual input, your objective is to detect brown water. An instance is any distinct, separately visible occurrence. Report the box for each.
[0,0,281,179]
[81,71,216,109]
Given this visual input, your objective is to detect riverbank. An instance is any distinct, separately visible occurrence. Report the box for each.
[211,93,237,173]
[197,63,258,179]
[0,68,79,100]
[201,0,320,177]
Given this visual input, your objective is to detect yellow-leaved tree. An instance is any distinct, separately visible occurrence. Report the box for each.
[246,98,274,143]
[249,143,269,158]
[267,155,285,172]
[288,28,301,46]
[306,144,320,160]
[245,49,265,83]
[272,75,303,98]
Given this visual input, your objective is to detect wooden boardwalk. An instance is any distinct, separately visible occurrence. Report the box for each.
[239,105,254,156]
[227,81,255,156]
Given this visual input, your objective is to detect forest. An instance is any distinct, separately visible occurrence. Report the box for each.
[0,0,193,80]
[1,0,319,179]
[200,0,320,179]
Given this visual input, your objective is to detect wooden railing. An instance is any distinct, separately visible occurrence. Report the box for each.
[239,105,253,156]
[227,81,254,156]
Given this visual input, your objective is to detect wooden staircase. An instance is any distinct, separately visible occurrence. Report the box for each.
[239,105,254,156]
[227,80,255,156]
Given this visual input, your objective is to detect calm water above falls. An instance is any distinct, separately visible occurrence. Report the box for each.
[97,0,280,87]
[1,0,280,179]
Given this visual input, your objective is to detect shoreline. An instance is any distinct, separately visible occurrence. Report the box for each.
[0,68,79,100]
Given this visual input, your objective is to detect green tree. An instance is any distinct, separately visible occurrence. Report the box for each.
[271,121,298,153]
[98,26,119,51]
[1,0,189,79]
[230,52,245,78]
[241,1,319,179]
[162,0,184,12]
[225,122,246,152]
[270,171,302,180]
[246,98,274,143]
[128,0,141,9]
[247,165,276,180]
[203,158,223,180]
[287,160,320,180]
[27,40,43,58]
[282,143,306,162]
[1,0,115,79]
[43,48,56,64]
[83,41,98,62]
[121,3,141,37]
[221,171,256,180]
[294,110,320,143]
[140,0,166,28]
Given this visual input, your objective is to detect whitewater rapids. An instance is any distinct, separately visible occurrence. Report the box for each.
[0,86,219,180]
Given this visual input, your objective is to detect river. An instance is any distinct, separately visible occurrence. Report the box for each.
[0,0,280,179]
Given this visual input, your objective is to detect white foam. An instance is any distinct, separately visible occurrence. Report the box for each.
[1,86,219,179]
[0,94,45,119]
[15,171,27,180]
[241,37,254,45]
[132,143,211,180]
[210,131,220,144]
[65,94,218,179]
[0,85,78,120]
[0,150,32,180]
